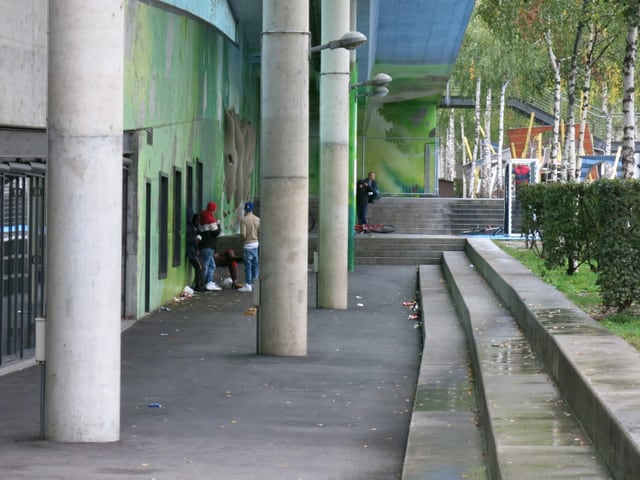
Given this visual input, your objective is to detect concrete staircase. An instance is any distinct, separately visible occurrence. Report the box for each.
[350,198,504,265]
[352,235,465,265]
[307,197,505,266]
[308,197,505,236]
[402,238,640,479]
[365,197,504,235]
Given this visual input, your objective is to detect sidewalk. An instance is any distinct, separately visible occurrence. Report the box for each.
[0,265,421,480]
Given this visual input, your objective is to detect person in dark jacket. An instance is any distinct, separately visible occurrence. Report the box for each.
[356,179,370,226]
[366,171,380,203]
[186,213,205,291]
[199,201,222,291]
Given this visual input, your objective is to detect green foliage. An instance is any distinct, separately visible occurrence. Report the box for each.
[591,180,640,310]
[540,182,598,274]
[518,183,545,251]
[518,179,640,311]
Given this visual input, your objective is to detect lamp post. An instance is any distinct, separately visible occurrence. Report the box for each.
[348,74,391,270]
[316,5,367,310]
[259,12,366,354]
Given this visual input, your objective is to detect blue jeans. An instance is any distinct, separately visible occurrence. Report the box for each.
[200,247,216,284]
[243,247,259,285]
[357,202,368,225]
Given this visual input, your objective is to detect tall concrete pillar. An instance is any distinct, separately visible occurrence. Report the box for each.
[348,0,358,273]
[318,0,350,309]
[45,2,123,441]
[259,0,309,356]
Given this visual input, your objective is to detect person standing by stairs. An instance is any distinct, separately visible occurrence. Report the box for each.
[356,179,370,226]
[366,171,380,203]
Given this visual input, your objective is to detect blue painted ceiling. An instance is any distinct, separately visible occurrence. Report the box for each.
[229,0,475,105]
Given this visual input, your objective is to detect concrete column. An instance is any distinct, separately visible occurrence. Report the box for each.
[318,0,350,309]
[45,1,123,441]
[258,0,309,356]
[348,0,358,273]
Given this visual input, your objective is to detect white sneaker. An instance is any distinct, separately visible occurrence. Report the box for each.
[206,281,222,291]
[238,284,252,292]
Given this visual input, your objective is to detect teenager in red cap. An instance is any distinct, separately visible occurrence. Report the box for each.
[198,201,222,291]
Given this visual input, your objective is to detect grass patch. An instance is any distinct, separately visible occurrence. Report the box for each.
[496,241,640,350]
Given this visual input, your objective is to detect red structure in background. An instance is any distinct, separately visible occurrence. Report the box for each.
[507,124,594,158]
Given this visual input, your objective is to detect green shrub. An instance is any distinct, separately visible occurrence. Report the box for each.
[518,179,640,312]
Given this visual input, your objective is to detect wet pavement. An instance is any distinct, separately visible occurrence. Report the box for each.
[0,265,422,480]
[443,250,611,479]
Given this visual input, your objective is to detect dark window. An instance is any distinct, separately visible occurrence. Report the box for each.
[172,168,182,267]
[196,159,203,213]
[158,174,168,278]
[186,164,194,213]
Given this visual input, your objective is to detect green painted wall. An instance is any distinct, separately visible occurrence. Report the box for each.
[124,0,259,317]
[356,99,438,196]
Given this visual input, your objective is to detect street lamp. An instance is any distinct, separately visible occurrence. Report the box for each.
[350,72,393,90]
[310,31,368,53]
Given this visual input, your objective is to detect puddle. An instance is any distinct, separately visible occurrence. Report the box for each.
[535,309,608,336]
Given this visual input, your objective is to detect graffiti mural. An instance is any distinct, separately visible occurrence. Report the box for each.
[224,107,256,211]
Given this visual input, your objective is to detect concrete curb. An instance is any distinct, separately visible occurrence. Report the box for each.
[442,250,608,479]
[466,238,640,480]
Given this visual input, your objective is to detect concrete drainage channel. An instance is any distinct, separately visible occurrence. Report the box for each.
[402,238,640,479]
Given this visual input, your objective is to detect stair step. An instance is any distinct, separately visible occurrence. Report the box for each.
[350,235,466,265]
[442,251,610,478]
[402,265,487,478]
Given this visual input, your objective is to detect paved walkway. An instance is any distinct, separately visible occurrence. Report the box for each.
[0,266,421,480]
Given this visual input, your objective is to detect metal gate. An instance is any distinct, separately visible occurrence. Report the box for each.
[0,171,46,365]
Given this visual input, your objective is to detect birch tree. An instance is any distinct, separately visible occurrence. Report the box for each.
[494,80,509,195]
[601,85,613,156]
[460,118,467,198]
[544,29,563,182]
[563,0,591,182]
[480,87,493,197]
[622,1,640,179]
[445,109,456,181]
[469,76,482,198]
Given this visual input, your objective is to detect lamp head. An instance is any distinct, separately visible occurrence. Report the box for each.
[310,31,368,53]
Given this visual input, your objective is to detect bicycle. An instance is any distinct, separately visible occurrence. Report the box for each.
[354,223,396,234]
[461,225,504,236]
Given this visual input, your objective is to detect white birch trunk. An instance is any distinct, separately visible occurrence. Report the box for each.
[446,109,456,180]
[622,16,638,179]
[495,80,509,196]
[577,25,595,179]
[602,84,612,156]
[461,118,467,198]
[470,76,481,198]
[545,30,563,182]
[563,1,587,182]
[481,87,492,197]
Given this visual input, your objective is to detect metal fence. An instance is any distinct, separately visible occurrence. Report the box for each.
[0,171,46,365]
